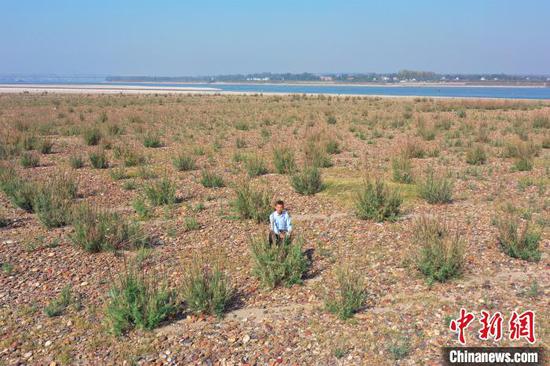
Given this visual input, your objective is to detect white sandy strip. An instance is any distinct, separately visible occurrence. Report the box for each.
[0,84,222,95]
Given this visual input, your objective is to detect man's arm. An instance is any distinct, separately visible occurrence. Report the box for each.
[285,213,292,234]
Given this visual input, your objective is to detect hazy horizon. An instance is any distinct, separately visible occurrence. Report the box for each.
[2,0,549,76]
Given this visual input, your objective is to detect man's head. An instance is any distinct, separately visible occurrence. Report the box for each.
[275,200,284,214]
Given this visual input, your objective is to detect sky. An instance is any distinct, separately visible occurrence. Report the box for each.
[1,0,549,76]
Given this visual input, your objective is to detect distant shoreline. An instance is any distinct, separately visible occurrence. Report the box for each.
[108,80,549,88]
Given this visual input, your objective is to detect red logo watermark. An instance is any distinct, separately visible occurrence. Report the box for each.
[449,308,536,345]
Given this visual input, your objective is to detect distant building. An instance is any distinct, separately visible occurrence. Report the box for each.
[320,76,333,81]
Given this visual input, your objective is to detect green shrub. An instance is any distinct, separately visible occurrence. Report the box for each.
[250,236,309,289]
[418,168,453,204]
[465,145,487,165]
[111,166,130,180]
[83,128,102,146]
[325,266,366,320]
[414,217,465,283]
[273,147,296,174]
[234,121,249,131]
[402,140,425,159]
[34,175,77,228]
[233,181,272,223]
[20,152,40,168]
[355,180,402,222]
[89,150,109,169]
[0,210,8,228]
[513,157,533,172]
[21,134,38,150]
[181,259,232,317]
[39,139,54,154]
[113,145,146,167]
[44,285,73,317]
[69,155,84,169]
[417,121,436,141]
[107,123,124,136]
[304,140,332,168]
[291,166,323,195]
[106,266,176,335]
[495,214,541,261]
[244,154,268,177]
[142,132,163,148]
[326,115,337,125]
[173,153,196,171]
[183,217,200,231]
[392,155,414,184]
[200,170,224,188]
[144,177,177,206]
[132,197,151,220]
[532,115,549,129]
[70,204,147,253]
[325,140,341,154]
[235,137,246,148]
[0,169,35,212]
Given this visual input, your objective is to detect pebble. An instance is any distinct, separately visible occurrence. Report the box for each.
[44,340,52,347]
[242,334,251,344]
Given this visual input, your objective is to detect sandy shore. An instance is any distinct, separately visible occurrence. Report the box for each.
[0,84,547,101]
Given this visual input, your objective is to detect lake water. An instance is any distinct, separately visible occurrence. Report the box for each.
[4,81,550,99]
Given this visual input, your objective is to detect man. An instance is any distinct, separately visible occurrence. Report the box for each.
[269,200,292,245]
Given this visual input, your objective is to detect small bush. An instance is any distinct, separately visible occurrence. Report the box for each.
[532,115,549,129]
[44,285,73,317]
[0,169,35,212]
[181,259,232,317]
[21,134,38,151]
[173,153,196,171]
[144,177,177,206]
[83,128,102,146]
[89,150,109,169]
[70,204,147,253]
[465,145,487,165]
[273,147,296,174]
[233,181,272,223]
[250,236,309,289]
[34,175,77,228]
[69,155,84,169]
[495,214,541,261]
[0,211,8,228]
[291,166,323,195]
[235,137,246,148]
[39,139,54,154]
[355,180,402,222]
[326,115,337,125]
[392,155,414,184]
[142,132,163,148]
[20,152,40,168]
[402,140,425,159]
[304,140,332,168]
[325,266,366,320]
[417,121,436,141]
[244,154,268,177]
[513,157,533,172]
[325,140,341,154]
[184,217,200,231]
[200,170,225,188]
[414,217,465,283]
[113,145,146,167]
[106,266,176,335]
[234,121,249,131]
[418,168,453,204]
[132,197,151,220]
